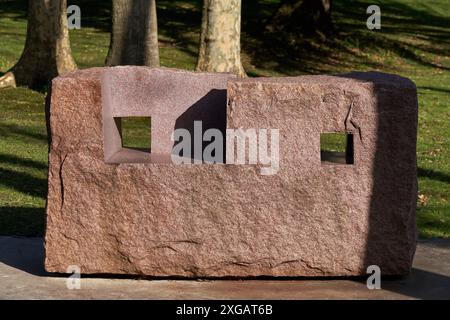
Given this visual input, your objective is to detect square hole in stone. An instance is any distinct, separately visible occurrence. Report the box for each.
[320,133,354,164]
[117,117,151,152]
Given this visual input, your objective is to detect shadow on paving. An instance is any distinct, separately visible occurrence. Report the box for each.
[0,237,449,299]
[0,236,47,276]
[375,268,450,299]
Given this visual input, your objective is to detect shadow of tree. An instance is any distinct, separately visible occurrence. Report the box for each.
[418,167,450,184]
[417,86,450,94]
[0,0,27,20]
[0,153,47,170]
[0,235,47,275]
[70,0,202,59]
[67,0,111,32]
[0,207,45,236]
[0,152,47,237]
[3,0,447,76]
[354,267,450,299]
[0,123,47,141]
[417,206,450,238]
[242,0,450,75]
[157,0,202,59]
[0,168,47,199]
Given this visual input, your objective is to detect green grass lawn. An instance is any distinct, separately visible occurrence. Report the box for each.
[120,117,152,150]
[0,0,449,237]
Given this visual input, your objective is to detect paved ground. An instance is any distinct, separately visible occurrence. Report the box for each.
[0,236,449,299]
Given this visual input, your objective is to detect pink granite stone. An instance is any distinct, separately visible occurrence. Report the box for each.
[102,66,234,163]
[44,67,418,277]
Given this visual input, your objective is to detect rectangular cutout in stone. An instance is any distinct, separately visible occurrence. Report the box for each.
[320,133,354,164]
[119,117,152,152]
[103,116,152,164]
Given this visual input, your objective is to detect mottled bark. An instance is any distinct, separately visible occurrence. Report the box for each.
[106,0,160,67]
[196,0,246,77]
[0,72,16,88]
[0,0,77,88]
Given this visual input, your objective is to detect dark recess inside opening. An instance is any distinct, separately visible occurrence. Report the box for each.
[320,133,354,164]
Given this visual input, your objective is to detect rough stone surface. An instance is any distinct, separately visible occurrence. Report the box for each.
[102,67,234,162]
[45,67,418,277]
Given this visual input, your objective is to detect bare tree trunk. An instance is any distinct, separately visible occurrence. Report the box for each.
[106,0,160,67]
[196,0,246,77]
[303,0,332,32]
[0,0,77,88]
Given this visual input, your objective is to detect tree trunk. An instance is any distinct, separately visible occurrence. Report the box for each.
[0,0,77,89]
[196,0,246,77]
[106,0,160,67]
[302,0,332,33]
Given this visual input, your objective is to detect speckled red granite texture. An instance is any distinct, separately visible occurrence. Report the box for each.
[44,67,418,277]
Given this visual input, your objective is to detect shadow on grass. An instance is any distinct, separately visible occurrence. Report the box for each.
[0,153,47,171]
[2,0,448,75]
[0,123,47,141]
[67,0,111,32]
[157,0,202,58]
[242,0,450,75]
[417,206,450,238]
[0,207,45,236]
[0,168,47,199]
[418,167,450,184]
[0,134,47,238]
[70,0,201,59]
[417,86,450,94]
[0,0,27,20]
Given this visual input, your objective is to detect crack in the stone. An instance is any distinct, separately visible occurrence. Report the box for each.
[230,261,252,267]
[59,153,68,211]
[344,101,353,132]
[272,259,300,268]
[344,101,363,145]
[61,232,79,245]
[146,239,203,245]
[170,239,202,245]
[271,258,326,274]
[151,245,178,253]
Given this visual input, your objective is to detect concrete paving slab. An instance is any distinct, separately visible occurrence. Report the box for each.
[0,236,449,299]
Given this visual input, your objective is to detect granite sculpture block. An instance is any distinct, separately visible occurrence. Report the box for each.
[44,67,418,277]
